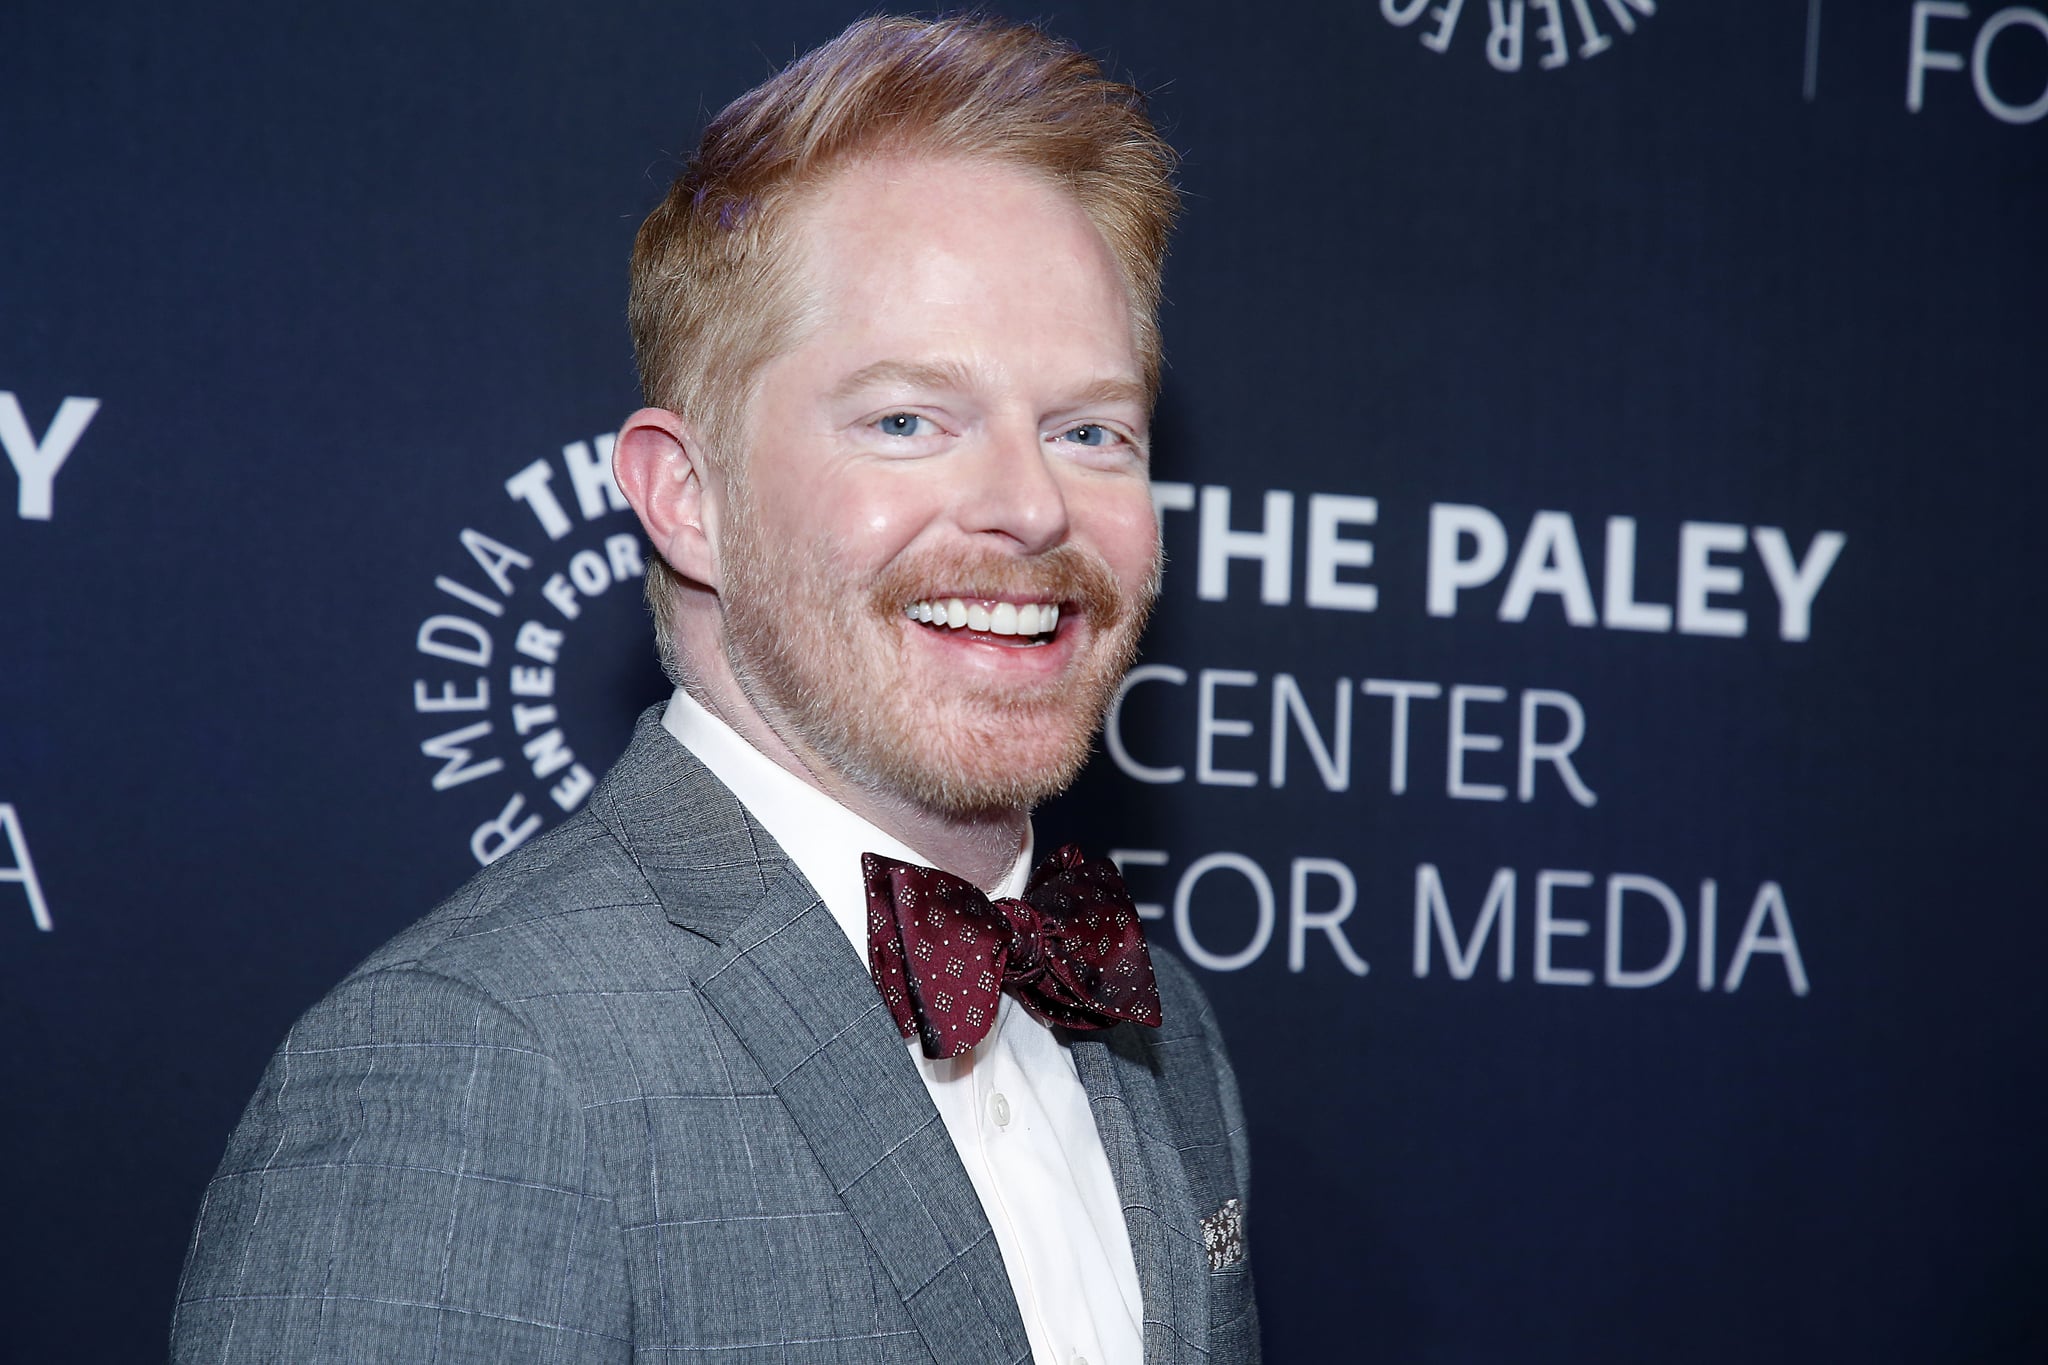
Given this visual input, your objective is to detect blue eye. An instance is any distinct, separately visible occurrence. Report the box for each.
[1060,424,1114,447]
[876,413,931,437]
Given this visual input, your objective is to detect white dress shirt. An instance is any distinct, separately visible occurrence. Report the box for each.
[663,688,1143,1365]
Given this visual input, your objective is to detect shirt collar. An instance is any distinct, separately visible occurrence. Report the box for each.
[660,686,1033,965]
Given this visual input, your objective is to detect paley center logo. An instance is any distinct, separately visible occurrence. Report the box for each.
[408,432,660,866]
[1376,0,1656,72]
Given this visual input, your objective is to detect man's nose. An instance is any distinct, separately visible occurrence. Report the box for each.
[953,423,1071,555]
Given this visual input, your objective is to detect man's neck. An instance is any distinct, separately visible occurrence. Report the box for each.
[684,679,1028,891]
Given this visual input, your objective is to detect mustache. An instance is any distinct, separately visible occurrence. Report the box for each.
[869,543,1138,630]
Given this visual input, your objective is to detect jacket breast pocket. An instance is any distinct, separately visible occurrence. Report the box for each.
[1201,1195,1259,1355]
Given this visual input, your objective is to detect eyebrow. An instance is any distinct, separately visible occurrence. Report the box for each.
[829,361,1149,414]
[828,359,978,402]
[1054,377,1150,414]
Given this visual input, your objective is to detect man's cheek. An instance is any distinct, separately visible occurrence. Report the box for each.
[832,497,929,568]
[1106,508,1162,586]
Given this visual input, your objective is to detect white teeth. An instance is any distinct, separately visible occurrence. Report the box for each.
[904,598,1061,636]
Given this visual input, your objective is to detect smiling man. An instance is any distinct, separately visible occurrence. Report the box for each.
[621,151,1160,882]
[174,16,1257,1364]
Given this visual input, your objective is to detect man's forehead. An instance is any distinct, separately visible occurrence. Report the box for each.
[725,151,1145,432]
[791,153,1117,286]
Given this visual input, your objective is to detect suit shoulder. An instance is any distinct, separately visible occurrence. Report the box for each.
[344,809,667,1004]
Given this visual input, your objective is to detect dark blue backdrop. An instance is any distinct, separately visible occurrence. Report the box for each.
[4,2,2044,1360]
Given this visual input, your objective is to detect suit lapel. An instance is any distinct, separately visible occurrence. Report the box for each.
[590,710,1032,1365]
[1070,1026,1210,1365]
[586,708,792,943]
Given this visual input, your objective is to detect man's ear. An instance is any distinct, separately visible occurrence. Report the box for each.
[613,407,722,590]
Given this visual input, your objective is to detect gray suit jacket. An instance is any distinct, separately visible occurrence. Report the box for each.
[173,709,1259,1362]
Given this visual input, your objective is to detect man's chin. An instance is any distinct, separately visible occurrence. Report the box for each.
[881,765,1084,821]
[724,601,1125,816]
[852,710,1100,818]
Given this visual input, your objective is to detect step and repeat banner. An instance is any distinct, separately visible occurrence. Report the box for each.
[3,2,2042,1360]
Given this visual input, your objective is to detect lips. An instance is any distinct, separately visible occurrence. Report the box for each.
[872,541,1128,654]
[905,597,1061,637]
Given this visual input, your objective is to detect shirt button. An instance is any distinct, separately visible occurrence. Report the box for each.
[987,1091,1011,1128]
[1073,1356,1090,1365]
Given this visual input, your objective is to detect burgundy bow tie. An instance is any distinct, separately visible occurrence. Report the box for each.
[863,845,1163,1059]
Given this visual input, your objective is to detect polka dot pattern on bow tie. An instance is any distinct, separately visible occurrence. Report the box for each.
[863,845,1164,1059]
